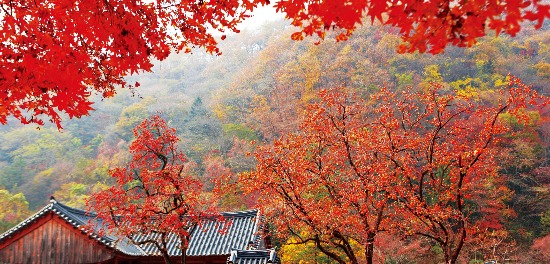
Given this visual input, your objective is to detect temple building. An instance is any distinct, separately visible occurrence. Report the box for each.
[0,197,279,264]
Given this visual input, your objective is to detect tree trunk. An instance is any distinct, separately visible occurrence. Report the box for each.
[180,229,193,264]
[447,220,467,264]
[365,232,376,264]
[444,248,452,264]
[161,249,173,264]
[181,247,187,264]
[314,236,347,264]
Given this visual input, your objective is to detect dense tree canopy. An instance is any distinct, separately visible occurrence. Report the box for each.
[282,0,549,54]
[1,0,548,128]
[242,76,548,264]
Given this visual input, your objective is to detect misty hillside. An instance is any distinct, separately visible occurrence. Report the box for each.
[1,18,549,262]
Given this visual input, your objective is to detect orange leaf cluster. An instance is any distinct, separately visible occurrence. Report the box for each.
[243,76,548,264]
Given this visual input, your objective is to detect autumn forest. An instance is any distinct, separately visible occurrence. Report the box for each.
[1,1,550,263]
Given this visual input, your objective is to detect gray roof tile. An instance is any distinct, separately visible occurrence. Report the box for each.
[131,209,262,256]
[0,198,264,257]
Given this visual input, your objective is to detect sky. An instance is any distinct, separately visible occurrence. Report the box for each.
[237,4,286,31]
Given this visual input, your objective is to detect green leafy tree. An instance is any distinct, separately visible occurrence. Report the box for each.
[0,189,31,232]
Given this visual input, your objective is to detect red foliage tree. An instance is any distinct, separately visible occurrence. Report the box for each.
[242,88,394,263]
[531,234,550,262]
[282,0,549,54]
[372,77,547,264]
[243,76,548,264]
[88,115,216,264]
[0,0,266,128]
[1,0,548,128]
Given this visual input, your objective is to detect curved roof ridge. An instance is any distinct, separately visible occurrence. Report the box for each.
[0,200,54,242]
[220,209,258,218]
[0,197,121,252]
[52,198,97,217]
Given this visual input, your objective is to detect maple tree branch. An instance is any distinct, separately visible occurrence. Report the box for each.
[451,217,467,263]
[401,194,452,249]
[438,164,451,192]
[131,168,153,197]
[468,104,509,170]
[314,235,347,264]
[330,230,359,263]
[272,172,318,230]
[423,100,466,201]
[414,231,445,246]
[400,200,432,229]
[285,226,332,249]
[108,208,121,228]
[286,237,318,246]
[0,2,12,16]
[127,231,166,250]
[141,140,169,170]
[341,126,364,183]
[276,166,311,216]
[374,202,385,231]
[308,142,343,205]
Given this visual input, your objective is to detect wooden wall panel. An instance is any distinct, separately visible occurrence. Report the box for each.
[0,214,115,264]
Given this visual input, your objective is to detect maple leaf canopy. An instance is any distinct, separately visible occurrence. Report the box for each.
[1,0,548,128]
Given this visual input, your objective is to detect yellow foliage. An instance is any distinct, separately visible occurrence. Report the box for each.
[280,233,366,263]
[420,65,445,91]
[534,61,550,79]
[492,74,508,88]
[0,189,31,232]
[450,78,480,98]
[339,44,352,56]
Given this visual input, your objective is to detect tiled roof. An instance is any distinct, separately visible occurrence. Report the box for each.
[0,197,145,256]
[0,197,264,257]
[227,249,280,264]
[131,209,262,256]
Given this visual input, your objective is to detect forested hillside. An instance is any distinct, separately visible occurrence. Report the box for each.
[1,19,548,262]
